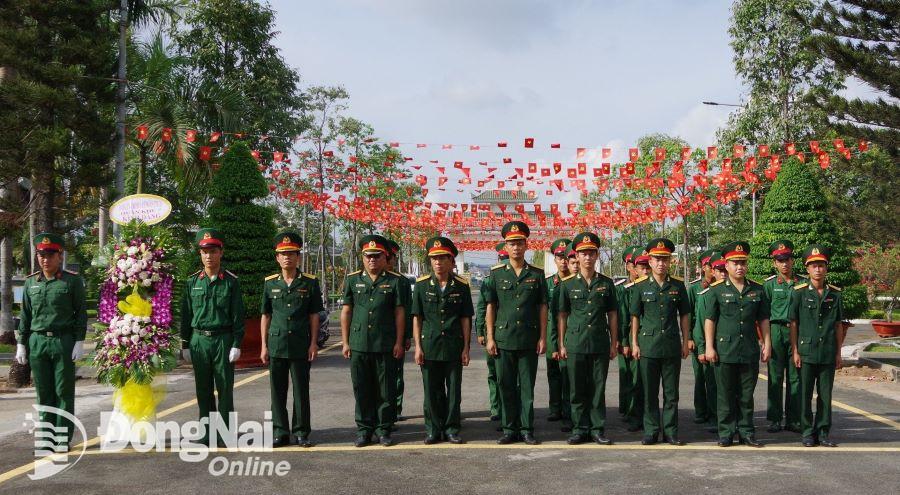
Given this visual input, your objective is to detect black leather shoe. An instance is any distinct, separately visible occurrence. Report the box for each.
[566,433,587,445]
[272,436,290,448]
[802,437,816,447]
[767,421,783,433]
[424,435,440,445]
[497,433,517,445]
[295,435,312,448]
[593,434,612,445]
[740,435,763,447]
[717,437,733,447]
[819,437,838,447]
[641,436,658,445]
[626,424,642,432]
[354,435,371,448]
[446,433,463,444]
[522,433,539,445]
[379,435,394,447]
[561,424,573,433]
[490,414,500,421]
[547,412,562,422]
[663,435,684,446]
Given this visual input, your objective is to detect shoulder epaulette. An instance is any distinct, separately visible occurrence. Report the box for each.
[491,263,506,271]
[560,274,576,281]
[670,275,683,282]
[793,283,809,290]
[225,270,238,279]
[265,274,279,281]
[190,269,202,278]
[302,272,317,280]
[348,270,362,276]
[709,279,724,287]
[624,282,635,289]
[63,269,79,275]
[690,277,701,285]
[454,275,470,285]
[387,270,403,277]
[528,265,544,274]
[699,287,711,295]
[765,274,777,281]
[828,284,842,292]
[748,278,762,286]
[416,274,430,282]
[633,275,648,284]
[615,278,626,286]
[26,270,40,278]
[797,274,809,280]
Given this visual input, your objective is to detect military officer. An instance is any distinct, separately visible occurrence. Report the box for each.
[764,240,803,433]
[616,245,644,431]
[15,233,87,452]
[411,236,474,444]
[386,239,412,422]
[566,245,579,273]
[475,242,508,422]
[545,238,573,428]
[790,245,843,447]
[180,228,246,446]
[630,238,691,446]
[260,231,324,448]
[691,251,724,431]
[557,232,618,445]
[483,221,548,445]
[340,234,406,447]
[687,249,716,425]
[704,241,772,447]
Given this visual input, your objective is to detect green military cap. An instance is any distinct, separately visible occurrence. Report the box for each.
[710,251,725,269]
[802,244,831,265]
[646,237,675,258]
[385,239,401,258]
[567,245,578,258]
[768,239,795,260]
[722,240,750,261]
[699,248,714,266]
[359,234,390,255]
[495,241,509,260]
[622,245,637,263]
[33,232,65,253]
[572,232,601,252]
[273,230,302,252]
[195,228,223,248]
[501,220,530,240]
[425,236,458,257]
[550,238,572,255]
[633,246,650,265]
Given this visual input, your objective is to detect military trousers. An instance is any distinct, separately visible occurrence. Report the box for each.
[767,323,800,427]
[269,357,311,438]
[800,362,835,439]
[547,354,571,420]
[29,332,77,447]
[485,351,501,417]
[495,348,538,435]
[190,332,235,441]
[639,356,681,438]
[350,351,397,437]
[393,354,406,417]
[618,353,643,428]
[714,361,759,439]
[567,353,609,435]
[691,350,717,423]
[421,359,463,436]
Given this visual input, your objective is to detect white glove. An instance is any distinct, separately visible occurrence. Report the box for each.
[71,341,85,361]
[15,344,27,365]
[228,347,241,363]
[182,349,191,363]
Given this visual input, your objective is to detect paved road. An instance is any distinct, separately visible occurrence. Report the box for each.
[1,327,898,494]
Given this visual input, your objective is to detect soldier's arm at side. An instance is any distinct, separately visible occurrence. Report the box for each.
[16,282,32,346]
[607,281,619,352]
[340,277,353,358]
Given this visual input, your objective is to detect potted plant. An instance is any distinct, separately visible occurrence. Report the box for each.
[855,244,900,337]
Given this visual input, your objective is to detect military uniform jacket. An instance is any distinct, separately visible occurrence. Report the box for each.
[706,278,771,363]
[261,271,325,359]
[180,269,246,349]
[343,269,407,353]
[481,262,548,351]
[765,274,806,324]
[789,282,843,365]
[692,286,712,354]
[629,275,691,359]
[547,273,563,353]
[17,270,87,344]
[615,279,631,346]
[558,272,617,355]
[687,278,705,333]
[410,274,475,361]
[475,278,489,339]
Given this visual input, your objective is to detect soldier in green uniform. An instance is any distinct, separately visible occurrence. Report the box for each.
[616,245,645,431]
[545,238,572,427]
[340,234,406,447]
[687,249,716,425]
[483,221,548,445]
[691,251,725,432]
[260,231,324,448]
[180,228,246,445]
[411,237,474,444]
[557,232,618,445]
[475,242,508,423]
[386,239,412,422]
[790,245,843,447]
[15,233,87,452]
[764,240,803,433]
[704,241,772,447]
[630,239,691,446]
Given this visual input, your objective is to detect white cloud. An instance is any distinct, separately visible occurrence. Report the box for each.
[670,104,729,147]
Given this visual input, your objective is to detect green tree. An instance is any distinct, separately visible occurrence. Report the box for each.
[206,141,276,317]
[748,158,866,317]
